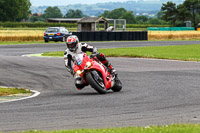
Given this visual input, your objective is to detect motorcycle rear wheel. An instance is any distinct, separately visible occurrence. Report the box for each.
[86,70,107,94]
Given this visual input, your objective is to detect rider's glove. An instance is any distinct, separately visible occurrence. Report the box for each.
[90,53,96,58]
[92,47,98,55]
[91,51,98,59]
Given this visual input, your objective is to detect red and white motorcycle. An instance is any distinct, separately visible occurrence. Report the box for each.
[73,53,122,94]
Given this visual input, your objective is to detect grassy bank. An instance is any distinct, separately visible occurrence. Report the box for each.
[0,87,31,96]
[42,44,200,62]
[10,124,200,133]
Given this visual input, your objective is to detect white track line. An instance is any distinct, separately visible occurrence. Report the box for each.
[22,53,62,58]
[0,90,40,104]
[22,53,42,57]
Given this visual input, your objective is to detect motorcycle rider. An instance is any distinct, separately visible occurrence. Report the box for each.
[64,35,116,89]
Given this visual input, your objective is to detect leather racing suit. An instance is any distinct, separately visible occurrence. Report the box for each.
[64,42,114,89]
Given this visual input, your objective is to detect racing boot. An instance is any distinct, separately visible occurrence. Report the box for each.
[75,76,85,90]
[109,64,117,76]
[75,75,88,90]
[107,63,117,76]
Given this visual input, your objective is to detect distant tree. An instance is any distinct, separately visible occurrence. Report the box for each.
[147,18,168,25]
[160,0,200,26]
[161,1,177,26]
[136,16,149,23]
[0,0,31,22]
[183,0,200,26]
[108,8,127,19]
[176,4,191,26]
[157,11,164,19]
[100,8,136,24]
[100,10,110,18]
[195,13,200,26]
[43,6,63,19]
[100,8,127,19]
[64,9,86,18]
[120,11,136,24]
[30,15,45,22]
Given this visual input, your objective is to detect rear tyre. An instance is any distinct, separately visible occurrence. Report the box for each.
[44,39,49,43]
[111,76,122,92]
[86,70,107,94]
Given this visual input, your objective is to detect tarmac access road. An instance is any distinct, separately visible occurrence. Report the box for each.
[0,41,200,132]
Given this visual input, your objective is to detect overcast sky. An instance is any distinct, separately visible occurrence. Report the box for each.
[30,0,133,6]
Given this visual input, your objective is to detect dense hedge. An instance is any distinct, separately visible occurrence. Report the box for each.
[0,22,77,28]
[98,24,171,28]
[0,22,170,28]
[126,24,171,28]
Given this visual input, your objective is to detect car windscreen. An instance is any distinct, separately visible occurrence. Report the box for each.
[46,28,59,33]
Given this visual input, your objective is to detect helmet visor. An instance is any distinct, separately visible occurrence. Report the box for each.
[67,42,78,52]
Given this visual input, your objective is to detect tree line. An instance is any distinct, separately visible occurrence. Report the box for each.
[0,0,31,22]
[30,7,87,22]
[1,0,200,26]
[159,0,200,26]
[30,7,168,25]
[99,8,167,25]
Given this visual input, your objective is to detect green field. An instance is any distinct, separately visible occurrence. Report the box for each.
[10,124,200,133]
[0,87,31,96]
[42,44,200,62]
[0,41,43,45]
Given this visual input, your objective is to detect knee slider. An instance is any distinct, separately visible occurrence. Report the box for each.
[97,53,106,61]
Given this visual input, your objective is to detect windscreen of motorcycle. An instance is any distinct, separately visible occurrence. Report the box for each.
[74,54,83,65]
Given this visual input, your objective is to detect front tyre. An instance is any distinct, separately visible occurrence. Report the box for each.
[86,70,107,94]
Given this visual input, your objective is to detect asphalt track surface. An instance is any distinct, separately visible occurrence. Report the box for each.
[0,41,200,132]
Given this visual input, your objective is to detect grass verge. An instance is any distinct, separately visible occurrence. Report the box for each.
[0,87,31,96]
[11,124,200,133]
[42,44,200,62]
[0,41,43,45]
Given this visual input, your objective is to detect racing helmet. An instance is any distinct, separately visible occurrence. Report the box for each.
[66,35,79,52]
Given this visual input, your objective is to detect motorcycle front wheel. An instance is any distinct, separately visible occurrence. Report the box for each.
[86,70,107,94]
